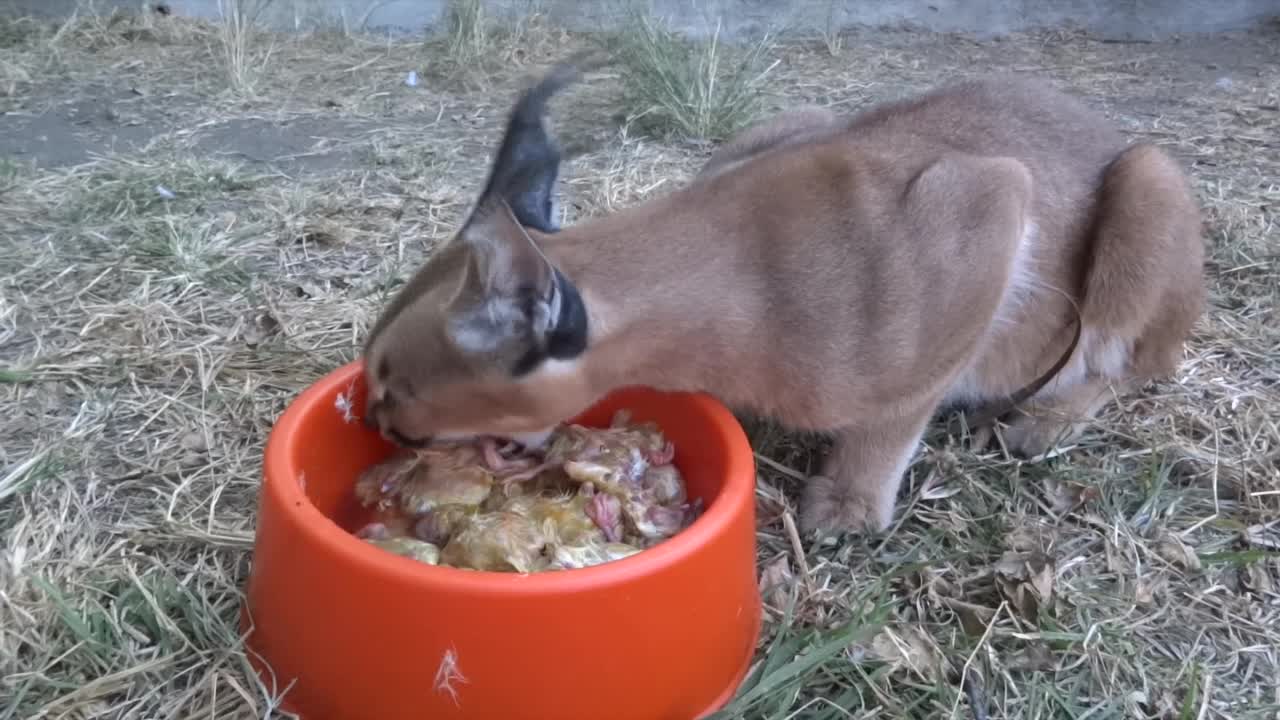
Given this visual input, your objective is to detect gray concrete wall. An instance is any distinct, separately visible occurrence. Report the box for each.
[7,0,1280,40]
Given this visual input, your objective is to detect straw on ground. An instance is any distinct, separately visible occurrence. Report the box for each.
[1,5,1277,719]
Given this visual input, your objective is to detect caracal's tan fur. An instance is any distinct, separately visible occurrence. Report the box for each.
[361,56,1206,535]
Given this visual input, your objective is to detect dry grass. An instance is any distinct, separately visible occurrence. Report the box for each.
[214,0,279,95]
[421,0,572,91]
[443,0,489,71]
[1,5,1278,720]
[604,6,778,143]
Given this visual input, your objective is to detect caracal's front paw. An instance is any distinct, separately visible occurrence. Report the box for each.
[799,474,890,535]
[1002,414,1083,460]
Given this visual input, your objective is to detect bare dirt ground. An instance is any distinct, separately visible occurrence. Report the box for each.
[1,6,1278,719]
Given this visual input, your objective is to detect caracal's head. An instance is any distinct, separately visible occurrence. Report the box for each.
[361,54,603,450]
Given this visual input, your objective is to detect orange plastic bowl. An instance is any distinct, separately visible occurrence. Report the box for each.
[241,360,762,720]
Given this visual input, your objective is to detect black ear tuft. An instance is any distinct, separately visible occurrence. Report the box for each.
[473,51,608,233]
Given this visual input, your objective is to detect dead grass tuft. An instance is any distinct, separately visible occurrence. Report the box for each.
[0,17,40,50]
[1,7,1278,720]
[0,17,43,99]
[443,0,488,71]
[604,6,779,143]
[418,0,571,91]
[213,0,279,95]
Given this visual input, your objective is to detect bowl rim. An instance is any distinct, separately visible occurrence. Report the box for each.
[261,359,757,596]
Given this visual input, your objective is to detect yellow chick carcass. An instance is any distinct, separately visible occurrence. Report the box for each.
[367,536,443,565]
[350,414,701,573]
[549,541,642,570]
[354,444,496,515]
[438,511,548,573]
[499,486,601,545]
[354,502,446,565]
[546,411,703,548]
[542,411,674,493]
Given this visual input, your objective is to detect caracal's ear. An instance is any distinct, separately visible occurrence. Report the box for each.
[446,52,602,369]
[458,51,604,296]
[471,53,597,234]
